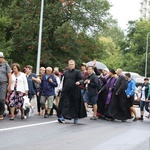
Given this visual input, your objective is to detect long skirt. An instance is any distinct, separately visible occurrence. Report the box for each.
[9,91,24,109]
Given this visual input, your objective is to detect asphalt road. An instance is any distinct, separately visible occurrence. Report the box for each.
[0,108,150,150]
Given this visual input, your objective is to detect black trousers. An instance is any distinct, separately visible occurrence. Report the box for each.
[37,94,41,113]
[0,82,7,116]
[0,99,5,115]
[50,103,58,115]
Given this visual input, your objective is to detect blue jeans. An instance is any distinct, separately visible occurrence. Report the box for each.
[81,89,88,103]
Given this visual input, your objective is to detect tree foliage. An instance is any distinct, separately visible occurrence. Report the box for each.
[0,0,111,70]
[0,16,12,58]
[121,20,150,76]
[2,0,149,77]
[97,36,123,69]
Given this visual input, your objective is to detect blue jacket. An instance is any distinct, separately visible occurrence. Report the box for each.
[40,74,58,96]
[27,73,37,95]
[125,79,136,96]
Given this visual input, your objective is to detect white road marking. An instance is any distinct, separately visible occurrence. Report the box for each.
[0,114,93,132]
[0,120,57,132]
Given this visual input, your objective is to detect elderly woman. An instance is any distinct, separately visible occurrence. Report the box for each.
[9,63,28,120]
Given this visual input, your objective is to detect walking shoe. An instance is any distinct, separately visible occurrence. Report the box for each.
[58,117,65,124]
[133,118,137,122]
[44,114,49,118]
[137,117,143,121]
[74,118,78,124]
[90,116,97,120]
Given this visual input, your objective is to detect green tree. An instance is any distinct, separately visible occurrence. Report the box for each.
[97,36,123,69]
[98,18,124,46]
[0,16,12,58]
[93,19,125,69]
[2,0,111,70]
[53,22,102,68]
[121,20,150,76]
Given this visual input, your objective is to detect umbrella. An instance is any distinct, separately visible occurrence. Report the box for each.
[86,61,108,70]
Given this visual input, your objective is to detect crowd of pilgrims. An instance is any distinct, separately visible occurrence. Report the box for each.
[1,58,150,124]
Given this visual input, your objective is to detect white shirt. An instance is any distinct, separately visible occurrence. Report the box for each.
[11,72,29,93]
[55,76,61,96]
[141,86,146,101]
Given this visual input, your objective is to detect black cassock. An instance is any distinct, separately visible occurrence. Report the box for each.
[58,69,87,120]
[108,75,131,120]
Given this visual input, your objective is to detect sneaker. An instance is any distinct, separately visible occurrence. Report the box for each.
[74,118,78,124]
[58,117,65,124]
[133,118,137,122]
[90,116,97,120]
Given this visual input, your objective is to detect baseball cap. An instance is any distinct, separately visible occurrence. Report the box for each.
[0,52,4,58]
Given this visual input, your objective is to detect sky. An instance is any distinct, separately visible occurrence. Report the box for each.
[108,0,141,30]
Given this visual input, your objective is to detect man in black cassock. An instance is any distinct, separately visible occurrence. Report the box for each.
[57,60,87,124]
[108,68,131,121]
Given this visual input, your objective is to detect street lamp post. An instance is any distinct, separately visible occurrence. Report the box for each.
[145,32,150,77]
[36,0,44,75]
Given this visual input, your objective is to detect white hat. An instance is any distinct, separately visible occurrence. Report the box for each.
[0,52,4,57]
[103,68,109,72]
